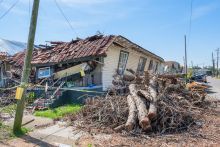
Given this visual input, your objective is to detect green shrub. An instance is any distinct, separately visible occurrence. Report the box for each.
[34,104,82,119]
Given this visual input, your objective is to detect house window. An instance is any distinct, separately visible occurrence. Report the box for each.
[148,60,153,70]
[155,62,159,72]
[118,51,129,75]
[38,67,51,78]
[137,57,147,73]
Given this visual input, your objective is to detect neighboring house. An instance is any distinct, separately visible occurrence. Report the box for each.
[164,61,182,74]
[9,35,164,91]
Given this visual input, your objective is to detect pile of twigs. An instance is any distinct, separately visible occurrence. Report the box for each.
[71,71,208,134]
[0,89,15,106]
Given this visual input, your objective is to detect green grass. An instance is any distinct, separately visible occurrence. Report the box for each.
[0,104,30,141]
[34,104,82,119]
[13,127,30,137]
[1,104,16,115]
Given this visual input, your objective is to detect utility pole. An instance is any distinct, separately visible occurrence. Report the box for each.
[212,52,215,76]
[191,60,194,76]
[184,35,188,82]
[13,0,40,133]
[216,48,219,77]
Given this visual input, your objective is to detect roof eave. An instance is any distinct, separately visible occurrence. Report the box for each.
[116,35,164,62]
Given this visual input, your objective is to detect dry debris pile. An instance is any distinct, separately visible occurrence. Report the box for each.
[0,90,15,106]
[72,71,208,134]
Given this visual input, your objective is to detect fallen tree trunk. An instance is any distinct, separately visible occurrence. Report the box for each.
[148,103,157,120]
[148,76,158,102]
[125,95,137,131]
[147,76,158,120]
[137,89,157,120]
[129,84,150,130]
[137,90,152,101]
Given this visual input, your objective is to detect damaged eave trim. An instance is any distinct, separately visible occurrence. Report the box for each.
[113,42,126,48]
[113,40,163,63]
[116,35,164,62]
[32,55,106,67]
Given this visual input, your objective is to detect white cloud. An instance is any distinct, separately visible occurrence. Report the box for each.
[192,3,217,20]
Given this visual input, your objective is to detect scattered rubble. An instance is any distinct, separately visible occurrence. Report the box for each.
[70,70,214,135]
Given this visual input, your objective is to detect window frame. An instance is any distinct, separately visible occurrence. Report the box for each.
[38,67,51,79]
[137,57,147,73]
[155,62,159,72]
[148,60,153,70]
[117,50,129,75]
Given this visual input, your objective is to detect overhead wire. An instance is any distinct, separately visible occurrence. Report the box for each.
[0,0,20,20]
[54,0,78,37]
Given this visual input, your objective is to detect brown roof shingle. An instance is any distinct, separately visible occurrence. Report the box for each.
[9,34,164,67]
[10,35,116,66]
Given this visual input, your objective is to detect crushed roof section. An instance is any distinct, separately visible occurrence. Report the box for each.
[10,35,116,66]
[32,35,116,65]
[9,34,164,66]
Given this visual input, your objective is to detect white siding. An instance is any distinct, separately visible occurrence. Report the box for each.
[102,45,163,91]
[125,49,142,72]
[102,45,121,90]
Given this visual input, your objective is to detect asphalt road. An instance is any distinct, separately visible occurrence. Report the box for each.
[207,76,220,100]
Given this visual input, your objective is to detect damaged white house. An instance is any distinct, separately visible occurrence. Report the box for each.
[9,35,164,91]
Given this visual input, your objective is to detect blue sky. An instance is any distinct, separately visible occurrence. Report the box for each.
[0,0,219,66]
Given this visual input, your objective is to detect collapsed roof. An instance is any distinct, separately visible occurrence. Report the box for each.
[9,35,164,67]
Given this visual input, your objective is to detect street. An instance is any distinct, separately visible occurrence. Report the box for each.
[207,76,220,100]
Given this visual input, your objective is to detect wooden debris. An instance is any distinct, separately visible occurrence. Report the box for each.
[71,72,209,135]
[125,95,137,131]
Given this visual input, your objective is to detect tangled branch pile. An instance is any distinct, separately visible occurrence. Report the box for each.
[72,71,207,134]
[0,90,15,106]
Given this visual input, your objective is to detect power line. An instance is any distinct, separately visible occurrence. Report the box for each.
[54,0,78,37]
[0,0,20,20]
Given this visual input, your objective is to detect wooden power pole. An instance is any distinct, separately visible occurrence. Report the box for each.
[13,0,40,133]
[184,35,188,82]
[216,48,219,77]
[212,52,215,76]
